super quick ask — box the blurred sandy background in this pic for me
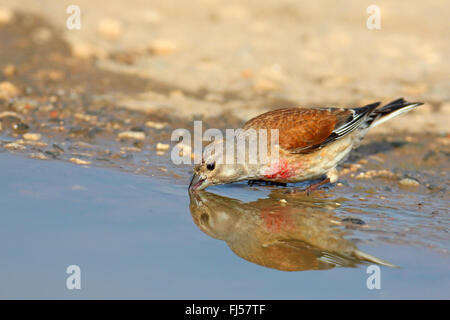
[1,0,449,133]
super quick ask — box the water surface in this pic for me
[0,153,448,299]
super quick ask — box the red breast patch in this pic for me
[264,159,295,180]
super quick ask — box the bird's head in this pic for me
[189,140,249,191]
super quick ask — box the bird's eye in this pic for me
[206,162,215,171]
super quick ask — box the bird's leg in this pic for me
[303,178,331,195]
[287,168,339,195]
[285,177,330,195]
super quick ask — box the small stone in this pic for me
[23,133,41,141]
[0,81,20,100]
[4,142,25,150]
[156,142,170,151]
[29,153,48,160]
[279,199,287,203]
[71,41,106,59]
[117,131,146,141]
[369,155,385,163]
[355,169,395,179]
[69,158,91,165]
[169,90,185,99]
[145,121,167,129]
[253,78,280,91]
[32,27,52,44]
[97,18,123,39]
[18,139,47,148]
[120,146,141,153]
[349,163,362,172]
[148,39,179,55]
[74,113,97,123]
[47,70,64,81]
[3,64,16,77]
[0,7,13,24]
[399,178,420,187]
[71,141,94,149]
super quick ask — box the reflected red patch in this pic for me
[260,207,294,233]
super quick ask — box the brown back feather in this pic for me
[243,108,352,153]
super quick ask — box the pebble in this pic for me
[399,178,420,187]
[355,170,395,179]
[253,78,280,92]
[69,158,91,165]
[156,142,170,151]
[29,153,49,160]
[70,41,105,59]
[117,131,146,141]
[0,7,13,24]
[97,18,123,39]
[145,121,167,130]
[23,133,41,141]
[368,155,385,163]
[148,39,179,55]
[74,113,97,123]
[0,81,20,100]
[120,146,141,153]
[32,27,52,44]
[4,142,25,151]
[70,141,94,150]
[18,139,47,148]
[3,64,17,77]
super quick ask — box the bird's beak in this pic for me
[189,173,207,191]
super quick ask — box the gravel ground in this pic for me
[0,0,448,131]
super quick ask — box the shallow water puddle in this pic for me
[0,153,448,298]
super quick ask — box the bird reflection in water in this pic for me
[189,190,396,271]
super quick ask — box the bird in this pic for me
[189,190,396,271]
[189,98,423,191]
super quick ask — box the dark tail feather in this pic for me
[367,98,423,128]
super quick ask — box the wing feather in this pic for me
[243,102,380,154]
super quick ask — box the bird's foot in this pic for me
[286,178,331,196]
